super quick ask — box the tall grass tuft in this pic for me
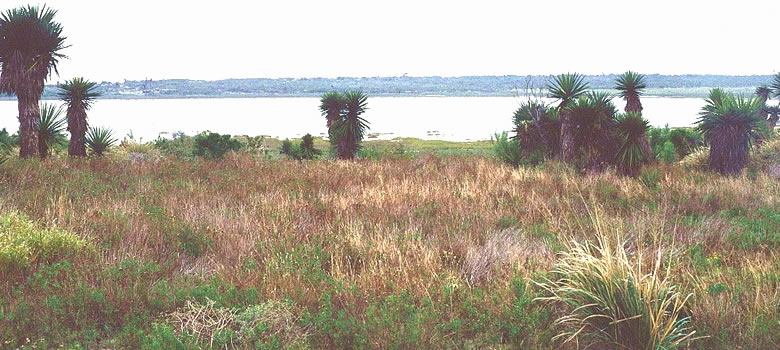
[535,233,697,349]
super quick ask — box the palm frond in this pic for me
[57,77,100,111]
[0,5,68,93]
[697,90,764,175]
[771,73,780,99]
[614,71,647,99]
[755,85,771,101]
[38,102,65,157]
[614,112,650,176]
[547,73,589,108]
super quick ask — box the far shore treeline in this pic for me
[0,74,774,100]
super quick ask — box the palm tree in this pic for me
[614,112,650,176]
[57,77,100,157]
[37,102,66,158]
[771,73,780,99]
[547,73,589,161]
[564,94,618,170]
[615,71,647,113]
[697,90,764,175]
[615,71,653,160]
[319,91,346,129]
[755,85,771,102]
[512,100,560,158]
[331,90,369,160]
[0,5,67,158]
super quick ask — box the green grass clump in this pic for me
[0,212,90,273]
[536,233,697,349]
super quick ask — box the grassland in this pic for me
[0,143,778,348]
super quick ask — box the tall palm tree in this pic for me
[57,77,100,157]
[697,90,764,175]
[547,73,589,161]
[615,71,647,113]
[0,5,67,158]
[615,71,653,160]
[331,90,369,160]
[37,102,66,158]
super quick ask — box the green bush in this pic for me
[0,212,90,273]
[661,141,677,163]
[193,131,243,159]
[154,132,195,158]
[492,132,524,167]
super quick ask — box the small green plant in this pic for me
[0,212,90,273]
[193,131,243,159]
[492,131,522,167]
[660,141,677,163]
[614,112,650,176]
[37,102,66,158]
[299,133,321,160]
[535,233,696,349]
[85,126,117,156]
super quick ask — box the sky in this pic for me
[10,0,780,82]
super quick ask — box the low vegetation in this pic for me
[0,147,777,348]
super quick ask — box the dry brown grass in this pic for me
[0,153,777,348]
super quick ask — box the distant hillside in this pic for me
[0,74,775,100]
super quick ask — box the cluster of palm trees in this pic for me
[696,74,780,175]
[513,71,778,176]
[513,71,653,175]
[0,5,109,159]
[319,90,369,160]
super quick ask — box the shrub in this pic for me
[535,233,697,349]
[0,212,90,273]
[280,138,301,160]
[85,126,118,156]
[299,133,321,160]
[154,131,194,158]
[492,131,523,167]
[193,131,243,159]
[660,141,677,163]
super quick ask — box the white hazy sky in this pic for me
[12,0,780,82]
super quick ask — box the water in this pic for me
[0,96,705,141]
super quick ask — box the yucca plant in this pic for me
[565,93,617,170]
[85,126,116,156]
[299,133,320,160]
[615,71,653,159]
[614,112,650,176]
[547,73,589,161]
[330,90,369,160]
[319,91,346,129]
[58,77,100,157]
[492,131,523,167]
[512,100,560,159]
[37,102,66,158]
[0,5,67,158]
[697,90,765,175]
[771,73,780,99]
[535,233,697,349]
[615,71,647,113]
[755,85,771,102]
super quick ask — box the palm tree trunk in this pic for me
[639,134,654,161]
[38,136,48,158]
[67,109,87,157]
[17,94,40,158]
[560,110,575,161]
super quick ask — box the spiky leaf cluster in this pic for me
[320,90,369,160]
[614,71,647,99]
[38,102,66,157]
[614,112,650,176]
[771,73,780,99]
[697,90,765,175]
[0,5,67,94]
[57,77,100,111]
[512,100,560,160]
[547,73,589,108]
[85,126,117,156]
